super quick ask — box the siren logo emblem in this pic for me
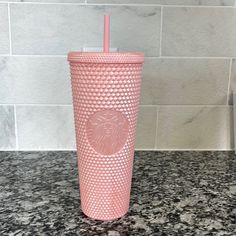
[86,110,129,155]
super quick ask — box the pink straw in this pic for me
[103,15,110,53]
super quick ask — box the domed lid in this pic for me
[67,52,144,64]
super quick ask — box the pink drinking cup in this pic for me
[68,52,144,221]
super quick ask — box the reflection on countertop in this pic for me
[0,151,235,235]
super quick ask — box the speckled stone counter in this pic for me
[0,151,236,236]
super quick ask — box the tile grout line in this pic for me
[140,105,233,107]
[0,104,72,106]
[86,4,236,8]
[0,54,67,57]
[7,3,12,55]
[154,106,159,149]
[143,148,234,151]
[0,148,233,151]
[0,2,235,7]
[156,56,233,59]
[226,58,233,105]
[13,105,19,150]
[0,149,77,151]
[0,104,233,107]
[5,2,87,5]
[0,54,234,60]
[159,6,163,57]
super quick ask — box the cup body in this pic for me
[68,52,144,220]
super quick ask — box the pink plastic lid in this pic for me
[67,52,144,64]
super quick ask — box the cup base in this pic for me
[82,209,128,221]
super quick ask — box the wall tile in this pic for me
[162,7,236,57]
[0,4,9,54]
[104,6,161,56]
[229,59,236,104]
[11,4,104,55]
[0,106,16,149]
[11,4,160,56]
[16,106,76,150]
[156,106,233,150]
[0,56,72,104]
[141,58,230,105]
[135,106,157,149]
[88,0,235,5]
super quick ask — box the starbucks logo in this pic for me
[86,110,129,155]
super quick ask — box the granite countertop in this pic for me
[0,151,235,236]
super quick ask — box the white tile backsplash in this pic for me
[156,106,233,150]
[162,7,236,57]
[0,1,234,150]
[229,59,236,105]
[16,106,76,150]
[135,106,157,149]
[10,4,161,56]
[0,4,9,54]
[104,6,161,56]
[0,106,16,149]
[0,56,72,104]
[141,58,230,105]
[11,4,104,55]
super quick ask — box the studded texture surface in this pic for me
[68,53,144,220]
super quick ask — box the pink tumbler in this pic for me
[67,16,144,221]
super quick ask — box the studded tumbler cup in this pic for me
[68,52,144,220]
